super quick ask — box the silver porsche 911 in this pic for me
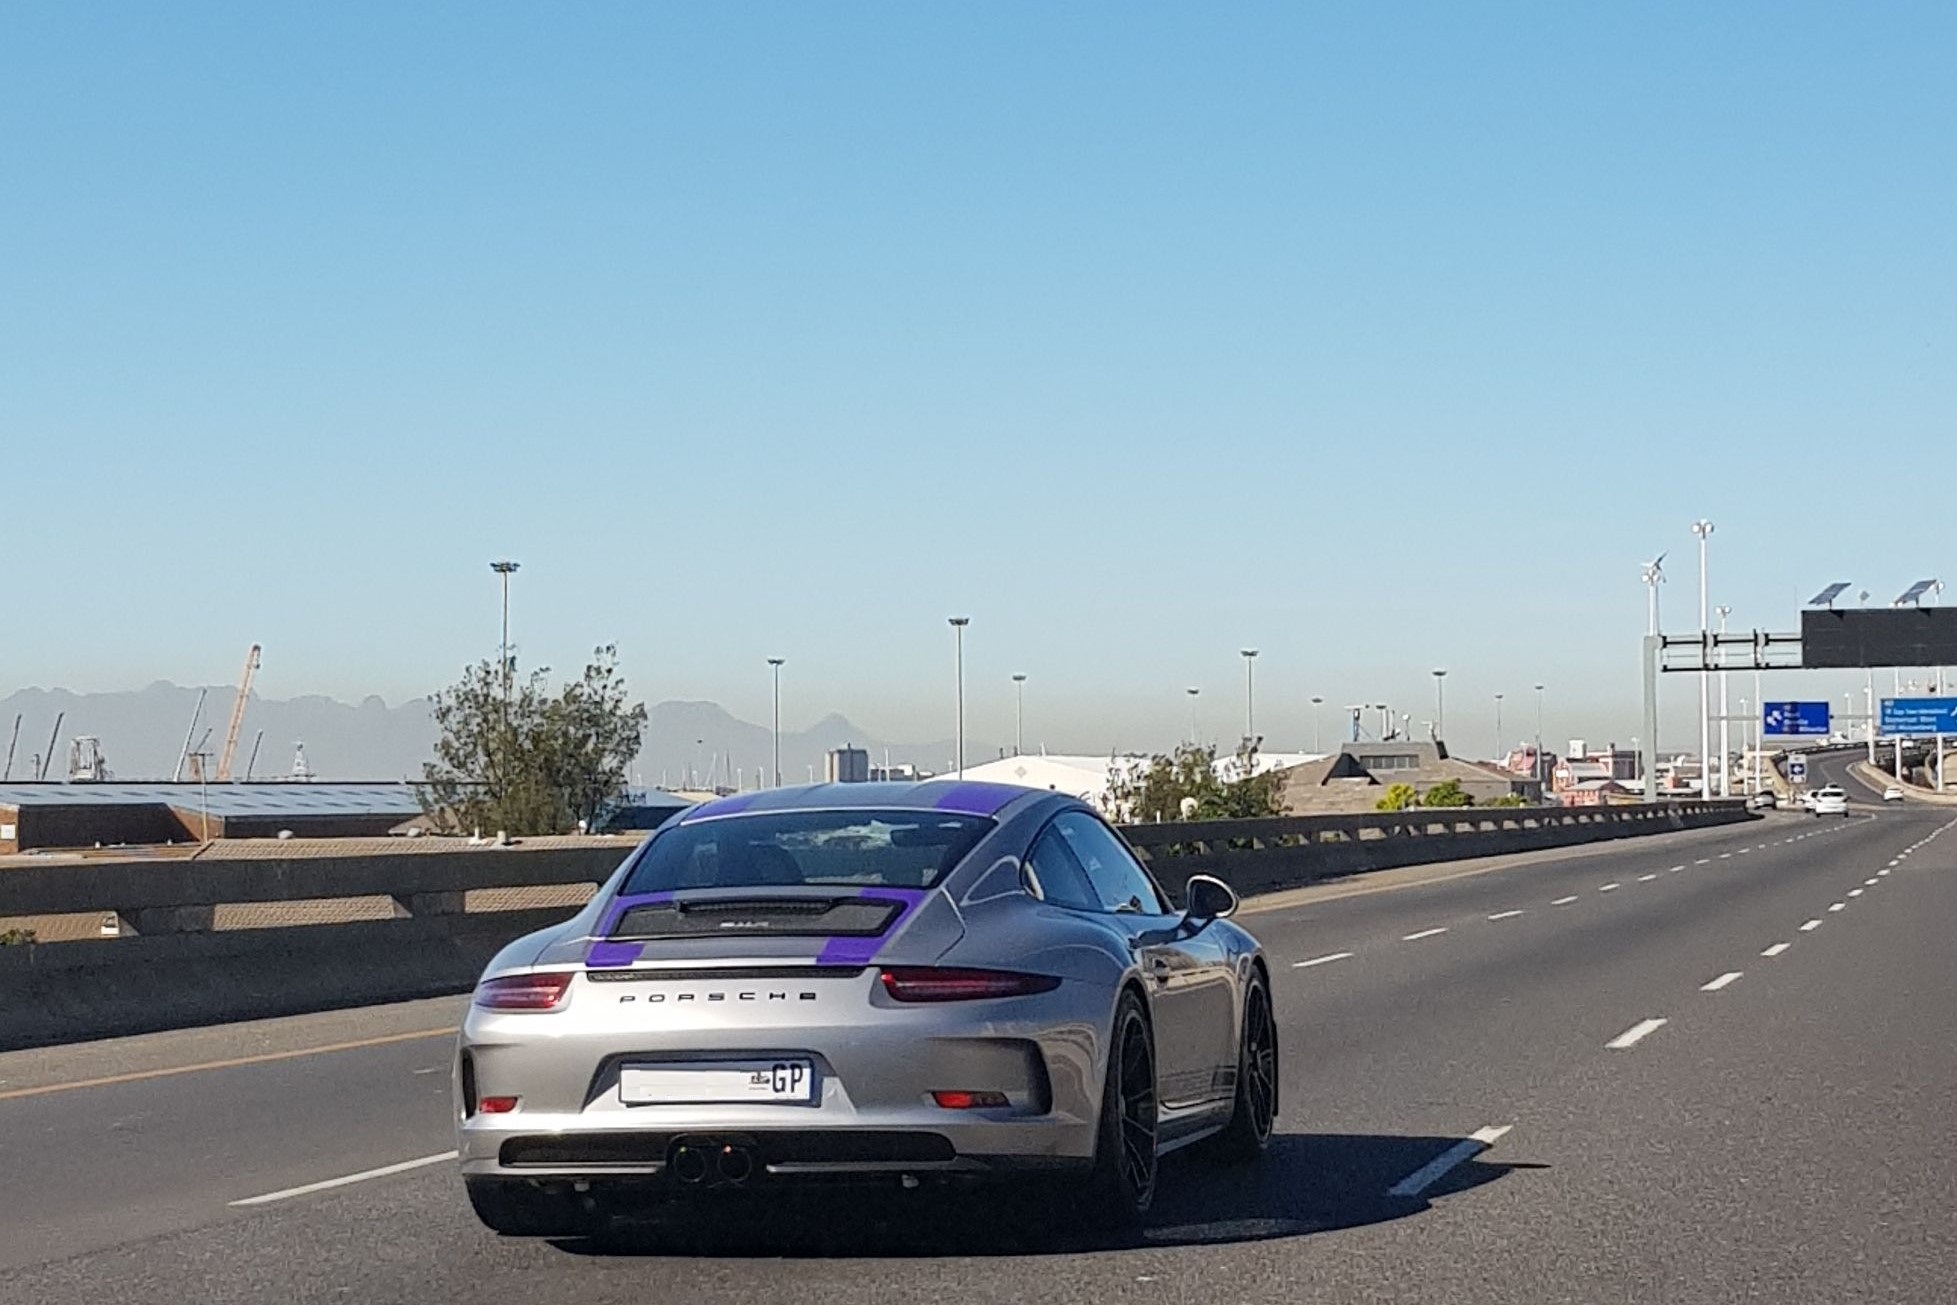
[456,780,1277,1236]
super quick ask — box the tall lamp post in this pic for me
[1240,649,1259,748]
[1534,683,1546,786]
[767,658,785,787]
[1493,692,1504,763]
[1691,519,1716,798]
[1432,669,1448,742]
[1012,673,1027,756]
[1716,605,1733,797]
[1186,687,1201,747]
[490,560,520,701]
[1310,696,1324,752]
[948,618,971,778]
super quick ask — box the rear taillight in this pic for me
[473,971,574,1011]
[878,967,1061,1003]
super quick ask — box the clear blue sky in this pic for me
[4,3,1952,758]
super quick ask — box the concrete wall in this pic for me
[0,805,1752,1050]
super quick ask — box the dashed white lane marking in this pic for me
[1762,943,1790,957]
[1670,865,1686,873]
[1638,873,1658,882]
[1486,910,1525,921]
[1386,1125,1514,1198]
[1849,888,1864,898]
[1828,903,1845,912]
[230,1151,457,1207]
[1879,869,1891,877]
[1737,849,1750,856]
[1552,895,1579,906]
[1865,878,1879,886]
[1700,971,1743,992]
[1607,1018,1668,1050]
[1696,859,1711,865]
[1800,919,1822,931]
[1719,853,1733,860]
[1294,952,1354,969]
[1599,883,1620,893]
[1402,927,1448,942]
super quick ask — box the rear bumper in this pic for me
[453,969,1110,1181]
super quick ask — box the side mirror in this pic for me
[1183,874,1238,922]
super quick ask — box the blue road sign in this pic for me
[1879,697,1957,737]
[1762,701,1831,737]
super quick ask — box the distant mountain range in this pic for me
[0,683,996,786]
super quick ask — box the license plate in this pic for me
[619,1060,817,1105]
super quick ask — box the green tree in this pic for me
[1419,778,1474,808]
[1105,741,1286,824]
[1375,783,1419,811]
[421,644,648,836]
[1484,793,1527,808]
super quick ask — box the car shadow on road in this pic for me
[550,1131,1541,1259]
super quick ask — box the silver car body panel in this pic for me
[455,781,1267,1183]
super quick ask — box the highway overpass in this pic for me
[3,753,1953,1303]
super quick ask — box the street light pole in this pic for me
[1493,692,1504,763]
[1310,696,1324,753]
[1240,649,1258,749]
[1534,683,1546,787]
[1716,604,1732,797]
[1691,519,1715,798]
[1432,669,1448,742]
[948,618,970,778]
[767,658,785,787]
[1186,687,1200,747]
[1012,674,1027,756]
[490,560,520,702]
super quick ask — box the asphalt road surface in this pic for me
[8,767,1955,1304]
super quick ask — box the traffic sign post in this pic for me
[1763,701,1831,737]
[1788,754,1808,784]
[1879,698,1957,738]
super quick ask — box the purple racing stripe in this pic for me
[586,890,675,968]
[680,792,764,823]
[815,888,929,966]
[929,781,1023,817]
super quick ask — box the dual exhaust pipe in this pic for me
[670,1141,756,1187]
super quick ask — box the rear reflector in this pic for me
[931,1090,1009,1110]
[878,968,1061,1003]
[477,1096,520,1115]
[474,972,574,1011]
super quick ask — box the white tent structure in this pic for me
[949,750,1329,813]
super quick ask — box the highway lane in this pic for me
[5,806,1953,1303]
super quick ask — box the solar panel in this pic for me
[1894,579,1939,607]
[1808,582,1850,608]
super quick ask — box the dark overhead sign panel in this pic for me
[1801,608,1957,669]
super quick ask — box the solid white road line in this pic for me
[1402,927,1448,942]
[1638,873,1658,882]
[1607,1018,1668,1050]
[1552,895,1579,906]
[1486,910,1525,921]
[230,1151,457,1207]
[1762,943,1790,957]
[1387,1125,1514,1198]
[1800,919,1822,931]
[1599,883,1620,892]
[1293,952,1354,969]
[1700,972,1743,992]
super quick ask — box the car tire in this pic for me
[1082,990,1157,1227]
[1204,969,1278,1164]
[465,1178,589,1238]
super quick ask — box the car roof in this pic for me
[673,780,1043,825]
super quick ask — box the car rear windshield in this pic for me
[619,809,995,894]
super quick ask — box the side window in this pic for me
[1055,814,1168,916]
[1024,826,1100,912]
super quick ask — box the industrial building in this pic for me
[0,782,425,854]
[1274,742,1543,814]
